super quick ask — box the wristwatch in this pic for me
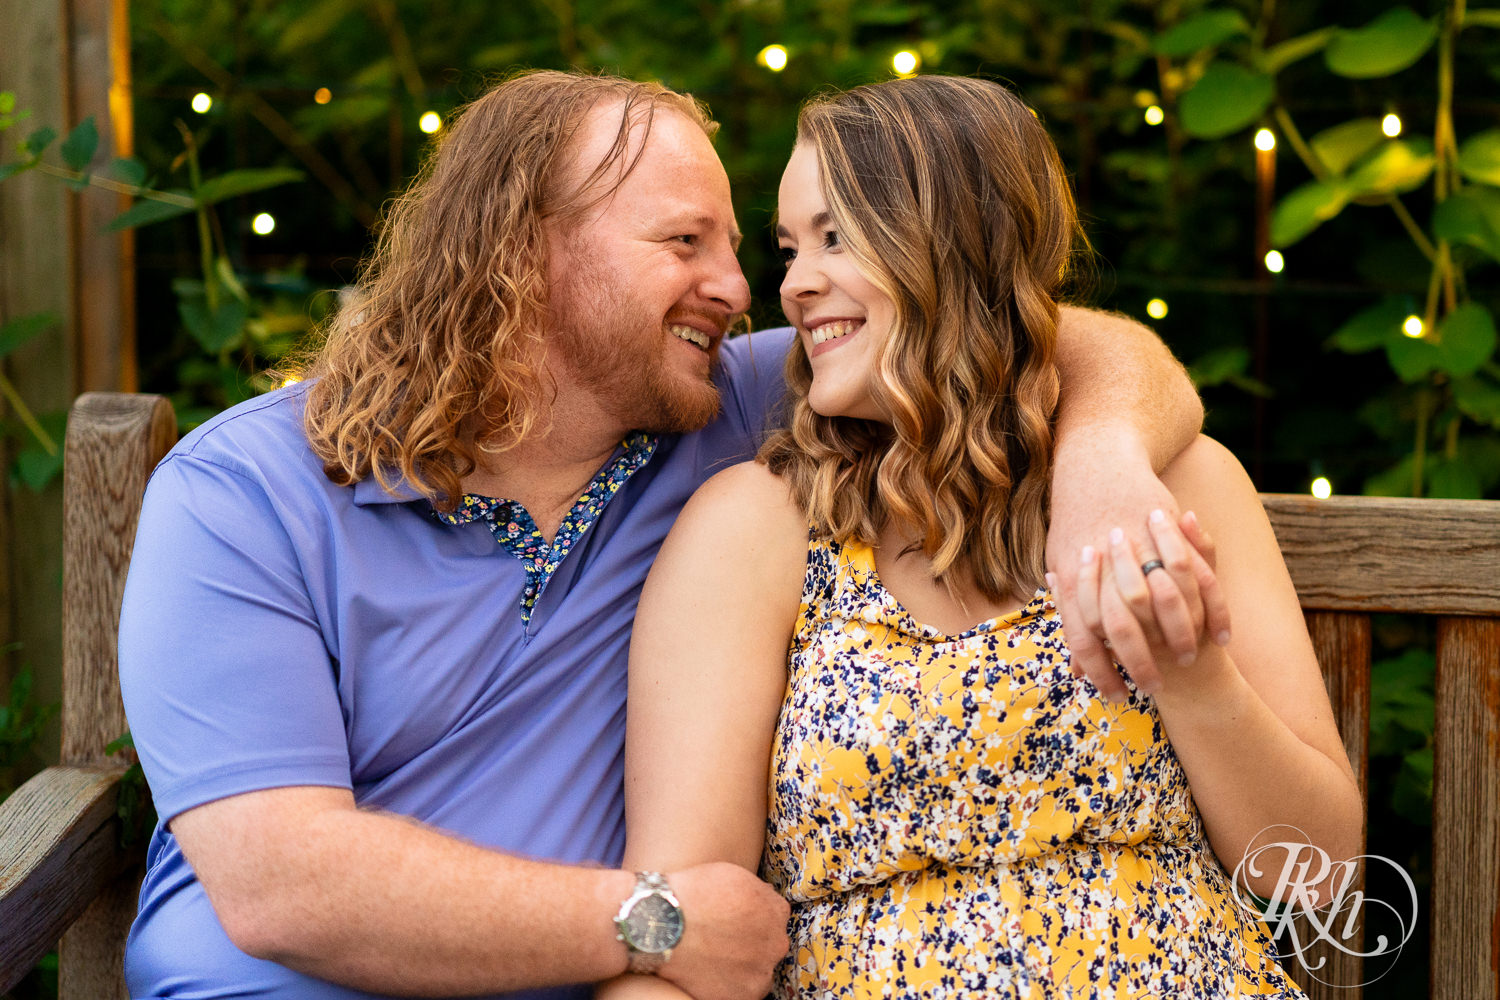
[614,871,685,974]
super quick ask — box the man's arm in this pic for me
[171,790,783,996]
[1047,305,1229,699]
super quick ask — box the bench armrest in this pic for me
[0,764,133,990]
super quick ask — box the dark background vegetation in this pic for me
[5,0,1499,995]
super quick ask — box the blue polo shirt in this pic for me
[118,328,793,1000]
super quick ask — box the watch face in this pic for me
[624,893,684,952]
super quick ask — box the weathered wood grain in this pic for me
[1431,616,1500,1000]
[1298,612,1371,1000]
[60,393,176,766]
[1263,495,1500,615]
[0,765,126,992]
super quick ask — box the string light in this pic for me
[191,93,213,114]
[314,87,333,105]
[1382,113,1402,137]
[1311,476,1333,500]
[419,111,442,134]
[1254,128,1276,152]
[1133,90,1158,108]
[281,376,302,388]
[1143,105,1165,126]
[892,50,920,76]
[1146,298,1169,320]
[757,45,789,71]
[1264,250,1285,273]
[251,212,276,235]
[1402,315,1425,338]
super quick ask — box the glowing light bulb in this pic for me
[191,93,213,114]
[1146,298,1169,320]
[1133,90,1158,108]
[251,212,276,235]
[314,87,333,105]
[1402,315,1424,338]
[419,111,442,134]
[758,45,789,71]
[1382,113,1402,137]
[1143,105,1165,126]
[1264,250,1284,273]
[892,50,920,76]
[1254,128,1276,152]
[1311,477,1332,500]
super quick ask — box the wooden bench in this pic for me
[0,392,1496,998]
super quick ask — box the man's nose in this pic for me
[701,251,752,318]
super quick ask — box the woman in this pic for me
[613,76,1361,998]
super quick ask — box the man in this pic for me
[119,71,1206,1000]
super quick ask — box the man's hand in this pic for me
[1045,430,1230,700]
[656,862,789,1000]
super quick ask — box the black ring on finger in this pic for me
[1140,559,1165,576]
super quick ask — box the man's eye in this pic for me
[777,245,797,267]
[675,235,697,246]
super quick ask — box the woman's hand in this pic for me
[1053,509,1228,698]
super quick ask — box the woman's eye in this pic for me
[777,245,797,267]
[823,229,841,250]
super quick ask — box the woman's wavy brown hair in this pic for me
[760,76,1088,601]
[296,70,715,507]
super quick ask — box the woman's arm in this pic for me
[1048,306,1228,702]
[1083,436,1362,898]
[599,461,808,1000]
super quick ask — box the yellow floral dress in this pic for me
[762,535,1306,999]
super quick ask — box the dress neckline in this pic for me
[840,536,1050,643]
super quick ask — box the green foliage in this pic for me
[0,656,60,800]
[1178,62,1273,139]
[1323,7,1438,79]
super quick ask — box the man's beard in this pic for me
[549,250,723,435]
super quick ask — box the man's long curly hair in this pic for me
[297,70,715,508]
[759,76,1088,602]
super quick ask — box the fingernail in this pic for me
[1109,527,1124,546]
[1178,652,1197,666]
[1080,546,1095,565]
[1216,630,1231,646]
[1150,509,1165,524]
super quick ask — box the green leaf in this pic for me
[104,194,196,232]
[1453,376,1500,426]
[1262,27,1336,74]
[1188,345,1250,387]
[1346,138,1435,196]
[1429,460,1482,499]
[1386,329,1445,381]
[1457,129,1500,186]
[1178,62,1274,139]
[108,156,148,186]
[1365,454,1417,497]
[1271,179,1349,246]
[13,446,63,491]
[59,116,98,171]
[22,126,56,155]
[0,313,59,358]
[1433,188,1500,263]
[1436,302,1498,377]
[193,167,305,207]
[1154,10,1249,57]
[1310,118,1387,175]
[179,297,249,353]
[1325,7,1439,78]
[0,93,15,115]
[105,731,135,755]
[0,160,36,182]
[1328,298,1411,353]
